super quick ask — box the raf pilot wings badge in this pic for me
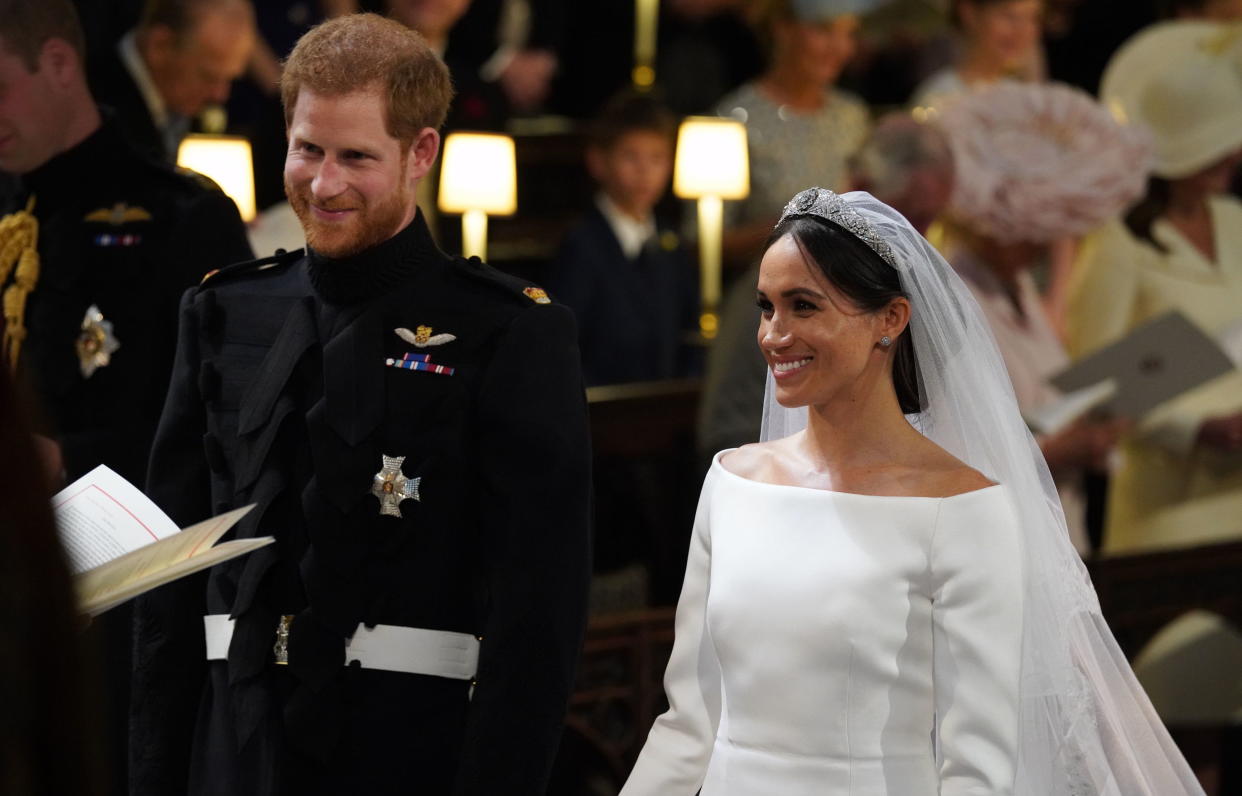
[83,202,153,225]
[395,325,456,347]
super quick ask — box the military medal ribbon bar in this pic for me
[385,351,455,376]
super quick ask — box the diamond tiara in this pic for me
[777,188,897,268]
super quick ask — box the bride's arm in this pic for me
[930,489,1025,796]
[620,473,722,795]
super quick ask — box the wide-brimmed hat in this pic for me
[936,81,1152,244]
[1101,21,1242,179]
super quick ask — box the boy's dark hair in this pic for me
[588,91,678,151]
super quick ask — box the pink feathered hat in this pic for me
[935,81,1153,244]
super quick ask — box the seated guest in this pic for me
[88,0,256,162]
[386,0,509,131]
[546,92,698,387]
[1069,21,1242,552]
[445,0,565,114]
[936,81,1150,554]
[1069,21,1242,750]
[715,0,870,268]
[850,112,954,234]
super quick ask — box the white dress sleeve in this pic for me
[930,488,1025,795]
[620,471,722,795]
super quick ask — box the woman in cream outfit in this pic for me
[1068,21,1242,554]
[622,188,1203,795]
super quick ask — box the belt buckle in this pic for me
[273,614,294,665]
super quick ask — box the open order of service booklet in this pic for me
[1025,311,1236,435]
[53,465,272,616]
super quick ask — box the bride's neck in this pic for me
[801,381,920,472]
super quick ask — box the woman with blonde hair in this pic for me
[714,0,874,267]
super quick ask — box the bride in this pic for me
[620,188,1204,794]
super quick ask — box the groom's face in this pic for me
[283,86,417,258]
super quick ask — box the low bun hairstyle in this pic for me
[766,214,924,414]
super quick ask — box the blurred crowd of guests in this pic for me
[5,0,1242,793]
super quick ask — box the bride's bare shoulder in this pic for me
[719,438,795,482]
[913,444,997,497]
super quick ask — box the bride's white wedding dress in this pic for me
[621,451,1025,795]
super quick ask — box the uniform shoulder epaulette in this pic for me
[454,255,553,306]
[198,247,304,289]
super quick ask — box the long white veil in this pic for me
[761,189,1204,795]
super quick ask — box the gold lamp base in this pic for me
[699,311,718,340]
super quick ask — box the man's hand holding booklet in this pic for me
[53,465,271,616]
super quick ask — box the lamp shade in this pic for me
[176,134,256,221]
[438,133,518,215]
[673,117,749,200]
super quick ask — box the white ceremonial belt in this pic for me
[203,614,480,680]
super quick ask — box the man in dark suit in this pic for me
[546,92,699,387]
[130,14,592,796]
[87,0,256,162]
[0,0,252,490]
[0,3,252,794]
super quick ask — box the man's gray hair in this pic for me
[850,113,954,201]
[140,0,252,42]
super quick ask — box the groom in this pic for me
[130,14,592,795]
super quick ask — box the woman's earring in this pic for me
[880,335,892,347]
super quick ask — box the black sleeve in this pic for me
[454,303,592,795]
[129,288,211,796]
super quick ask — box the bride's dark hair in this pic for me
[766,214,923,414]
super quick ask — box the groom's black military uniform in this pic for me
[130,212,592,795]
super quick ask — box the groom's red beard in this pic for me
[285,176,412,259]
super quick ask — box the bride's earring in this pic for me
[879,336,892,347]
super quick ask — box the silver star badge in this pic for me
[370,454,422,518]
[75,304,120,378]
